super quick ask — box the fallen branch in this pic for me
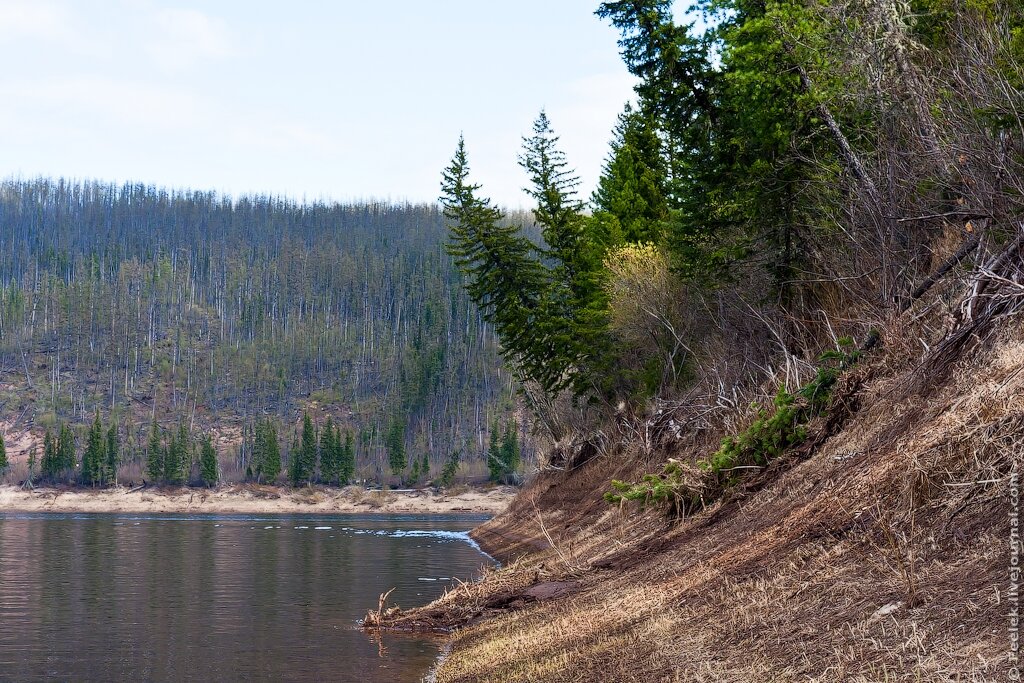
[363,588,397,630]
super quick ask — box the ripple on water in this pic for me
[0,512,493,682]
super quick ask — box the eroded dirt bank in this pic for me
[0,484,516,515]
[370,326,1018,681]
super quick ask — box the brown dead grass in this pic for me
[399,313,1021,681]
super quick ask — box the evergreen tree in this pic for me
[146,422,164,483]
[596,0,717,199]
[41,430,57,479]
[57,424,76,476]
[258,419,281,484]
[592,105,669,244]
[105,423,119,485]
[520,111,611,395]
[290,414,317,486]
[175,423,191,484]
[0,432,7,472]
[486,420,503,482]
[199,434,218,487]
[486,420,521,483]
[437,450,460,488]
[301,413,317,484]
[500,420,521,480]
[26,447,37,485]
[319,418,339,484]
[441,137,550,390]
[385,418,407,476]
[164,425,183,485]
[251,421,267,482]
[81,412,106,486]
[340,429,355,484]
[420,453,430,482]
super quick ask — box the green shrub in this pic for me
[604,459,705,517]
[607,339,860,514]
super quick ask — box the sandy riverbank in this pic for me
[0,483,516,515]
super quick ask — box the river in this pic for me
[0,512,493,682]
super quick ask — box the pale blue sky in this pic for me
[0,0,643,207]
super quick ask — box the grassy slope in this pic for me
[413,300,1018,681]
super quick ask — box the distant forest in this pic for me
[0,179,524,484]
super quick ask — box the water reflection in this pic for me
[0,513,491,682]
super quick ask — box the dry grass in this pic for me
[409,311,1021,681]
[444,483,472,497]
[340,484,366,504]
[363,488,398,509]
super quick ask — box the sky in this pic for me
[0,0,642,208]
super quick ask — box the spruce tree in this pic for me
[82,412,105,486]
[251,421,267,482]
[57,424,75,477]
[297,413,317,485]
[199,434,218,487]
[162,428,189,485]
[441,137,549,390]
[41,430,57,479]
[486,421,503,482]
[596,0,716,197]
[0,432,7,472]
[262,420,281,484]
[521,111,611,396]
[486,420,521,483]
[164,427,182,485]
[385,418,407,477]
[26,447,37,485]
[438,450,460,488]
[592,105,668,243]
[320,418,339,484]
[175,423,190,484]
[420,453,430,482]
[105,423,119,485]
[500,420,521,480]
[146,422,164,483]
[340,429,355,484]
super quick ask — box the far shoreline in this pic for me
[0,483,517,516]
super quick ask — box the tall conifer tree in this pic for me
[261,420,281,483]
[320,418,339,484]
[105,423,119,485]
[41,430,57,479]
[441,137,550,390]
[82,412,105,486]
[146,422,164,483]
[199,434,218,487]
[385,418,407,477]
[340,429,355,484]
[57,424,75,475]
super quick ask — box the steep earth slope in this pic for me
[376,251,1020,682]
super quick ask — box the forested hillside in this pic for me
[0,179,522,484]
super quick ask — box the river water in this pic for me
[0,512,493,682]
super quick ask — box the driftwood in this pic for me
[363,588,398,630]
